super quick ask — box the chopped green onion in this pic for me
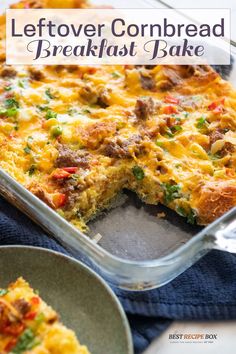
[0,289,8,296]
[18,80,25,88]
[132,166,145,181]
[27,136,33,143]
[156,141,164,147]
[208,152,221,160]
[196,116,208,129]
[45,88,55,100]
[6,107,18,117]
[68,108,78,116]
[24,145,31,154]
[1,98,20,117]
[82,108,91,114]
[37,105,49,112]
[28,165,36,176]
[4,85,12,91]
[177,206,196,224]
[183,111,189,118]
[111,71,120,78]
[35,313,45,326]
[5,98,19,109]
[162,183,181,204]
[11,328,40,353]
[51,125,63,137]
[171,125,182,133]
[164,128,174,138]
[45,109,57,120]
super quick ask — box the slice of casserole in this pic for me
[0,0,235,231]
[0,277,90,354]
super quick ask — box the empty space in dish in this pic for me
[88,190,202,261]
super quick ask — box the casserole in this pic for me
[0,0,236,290]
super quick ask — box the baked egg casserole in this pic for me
[0,0,236,232]
[0,277,90,354]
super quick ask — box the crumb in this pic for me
[157,212,166,219]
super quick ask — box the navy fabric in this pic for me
[1,197,236,354]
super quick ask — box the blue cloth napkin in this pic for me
[1,197,236,354]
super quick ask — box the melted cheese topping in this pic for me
[0,0,236,230]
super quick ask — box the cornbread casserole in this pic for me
[0,277,90,353]
[0,0,236,232]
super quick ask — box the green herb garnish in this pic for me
[183,111,189,118]
[156,141,164,147]
[24,146,31,154]
[45,88,55,100]
[18,80,25,88]
[196,116,208,129]
[164,128,174,138]
[35,313,45,327]
[51,125,63,137]
[28,165,36,176]
[68,108,78,116]
[0,289,8,296]
[82,108,91,114]
[11,328,40,353]
[45,109,57,120]
[171,125,182,133]
[4,85,12,91]
[5,98,19,109]
[1,97,20,117]
[37,105,49,112]
[132,166,145,181]
[208,152,221,160]
[162,183,181,204]
[6,107,18,117]
[177,206,196,224]
[111,71,120,78]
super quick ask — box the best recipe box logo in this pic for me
[6,8,230,65]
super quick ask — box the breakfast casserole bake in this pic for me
[0,0,236,232]
[0,277,90,353]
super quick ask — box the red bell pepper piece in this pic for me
[31,296,40,306]
[3,323,25,336]
[24,311,37,320]
[51,169,70,179]
[163,105,178,114]
[164,95,179,104]
[208,98,225,112]
[4,338,18,352]
[62,167,78,173]
[54,193,67,209]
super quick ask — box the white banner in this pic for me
[6,8,231,65]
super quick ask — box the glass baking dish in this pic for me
[1,167,236,291]
[0,0,236,291]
